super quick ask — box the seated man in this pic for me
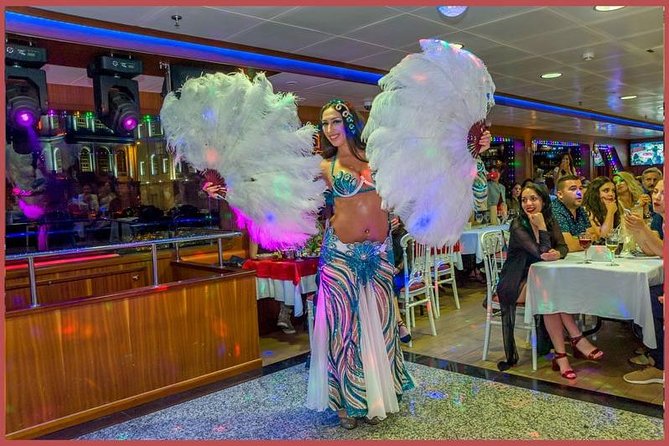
[622,179,664,385]
[551,175,596,249]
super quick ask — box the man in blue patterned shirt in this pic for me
[551,174,594,251]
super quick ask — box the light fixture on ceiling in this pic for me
[285,80,298,86]
[619,95,637,100]
[594,6,625,12]
[437,6,468,18]
[540,72,562,79]
[450,42,464,50]
[171,14,182,28]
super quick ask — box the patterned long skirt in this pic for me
[306,227,414,420]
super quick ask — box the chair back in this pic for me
[480,230,505,303]
[400,233,430,291]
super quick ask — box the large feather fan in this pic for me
[160,71,325,250]
[362,39,495,247]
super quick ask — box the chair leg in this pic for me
[531,325,537,371]
[482,311,492,361]
[426,300,437,337]
[432,278,441,318]
[451,274,460,310]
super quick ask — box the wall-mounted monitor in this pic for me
[630,141,664,166]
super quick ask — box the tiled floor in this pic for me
[260,277,665,406]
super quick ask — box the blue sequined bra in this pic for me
[329,154,376,198]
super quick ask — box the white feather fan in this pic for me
[362,39,495,247]
[160,71,325,249]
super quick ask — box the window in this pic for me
[96,147,111,173]
[116,150,128,176]
[80,147,93,172]
[53,147,63,172]
[150,154,159,176]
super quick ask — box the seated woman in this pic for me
[582,176,619,241]
[495,183,569,371]
[614,171,651,215]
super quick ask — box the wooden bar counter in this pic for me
[4,240,260,439]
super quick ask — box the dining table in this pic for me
[459,223,510,264]
[242,256,320,317]
[524,249,664,348]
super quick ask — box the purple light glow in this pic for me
[15,109,36,127]
[122,117,138,131]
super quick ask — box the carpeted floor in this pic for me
[78,361,663,440]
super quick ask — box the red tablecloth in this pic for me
[242,257,319,285]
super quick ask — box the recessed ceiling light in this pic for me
[620,95,637,100]
[540,72,562,79]
[437,6,468,18]
[285,80,298,86]
[594,6,625,12]
[450,42,464,50]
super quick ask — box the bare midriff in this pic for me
[329,192,389,243]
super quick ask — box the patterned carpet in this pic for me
[78,361,663,440]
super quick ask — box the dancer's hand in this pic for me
[203,182,227,200]
[478,130,492,153]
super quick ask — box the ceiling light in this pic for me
[437,6,468,18]
[594,6,625,12]
[450,42,464,50]
[620,95,637,100]
[540,72,562,79]
[285,80,298,86]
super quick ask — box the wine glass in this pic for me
[605,233,619,266]
[578,232,593,264]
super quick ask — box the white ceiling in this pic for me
[32,6,665,139]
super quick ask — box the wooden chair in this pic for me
[430,243,460,315]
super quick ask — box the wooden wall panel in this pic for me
[5,273,260,438]
[47,84,164,114]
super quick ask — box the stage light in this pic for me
[87,55,142,135]
[5,44,48,131]
[107,87,139,133]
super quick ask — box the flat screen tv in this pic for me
[630,141,664,166]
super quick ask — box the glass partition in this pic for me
[5,112,234,255]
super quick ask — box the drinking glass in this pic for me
[578,232,593,264]
[605,234,619,266]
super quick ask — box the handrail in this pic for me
[5,231,243,308]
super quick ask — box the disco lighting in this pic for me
[5,43,48,131]
[87,55,142,135]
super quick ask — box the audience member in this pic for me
[622,179,664,385]
[496,183,567,370]
[551,175,594,251]
[582,176,619,241]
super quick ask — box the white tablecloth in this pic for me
[255,274,317,317]
[524,250,664,348]
[459,224,509,263]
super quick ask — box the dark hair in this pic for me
[319,99,367,162]
[519,183,554,231]
[556,174,580,191]
[582,176,619,228]
[521,178,534,188]
[559,152,574,168]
